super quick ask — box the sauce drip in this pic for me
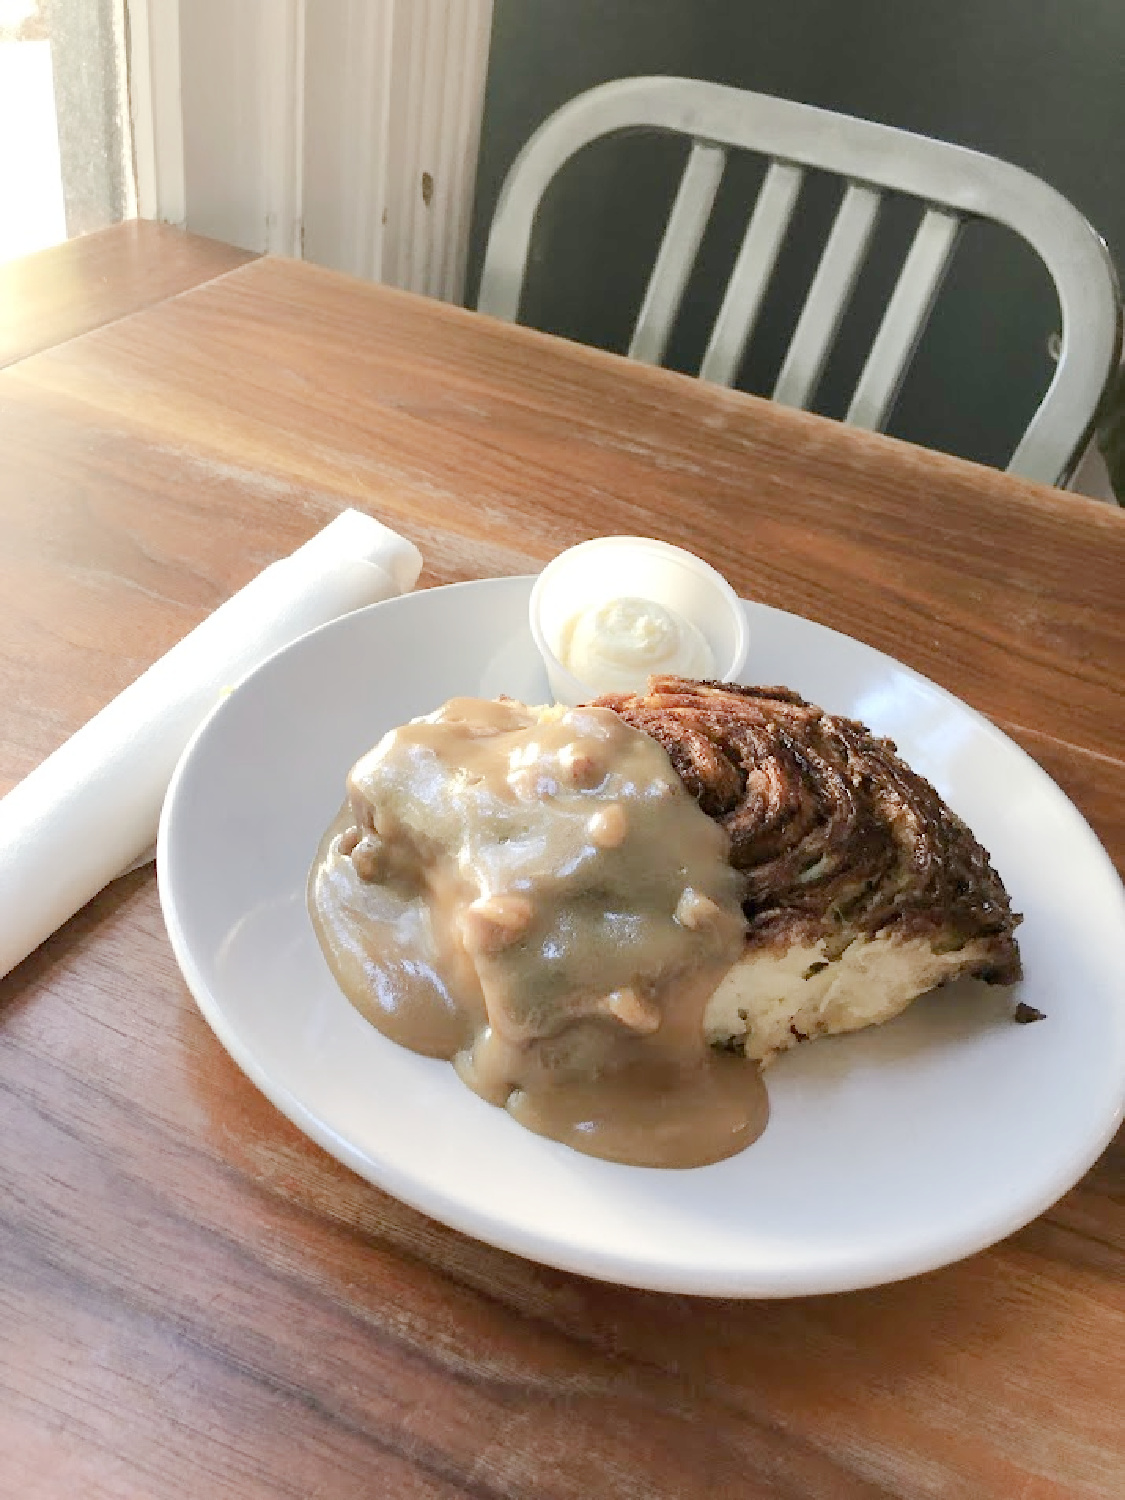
[308,697,768,1167]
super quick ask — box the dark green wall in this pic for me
[467,0,1125,470]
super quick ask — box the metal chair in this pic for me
[477,77,1121,486]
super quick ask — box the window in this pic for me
[0,0,133,265]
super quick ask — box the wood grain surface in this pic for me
[0,220,255,369]
[0,254,1122,1499]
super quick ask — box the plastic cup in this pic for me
[529,536,749,706]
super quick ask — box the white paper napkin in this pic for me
[0,509,423,979]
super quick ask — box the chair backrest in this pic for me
[477,77,1122,486]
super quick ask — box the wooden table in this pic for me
[0,221,255,369]
[1,235,1122,1499]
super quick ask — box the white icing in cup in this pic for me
[529,537,749,706]
[559,596,715,693]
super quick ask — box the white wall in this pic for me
[143,0,492,302]
[302,0,492,302]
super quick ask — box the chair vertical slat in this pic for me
[845,207,962,430]
[772,183,882,409]
[628,142,727,366]
[698,161,804,387]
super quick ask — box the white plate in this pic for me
[157,578,1125,1297]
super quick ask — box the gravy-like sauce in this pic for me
[308,698,768,1167]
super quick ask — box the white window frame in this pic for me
[127,0,185,227]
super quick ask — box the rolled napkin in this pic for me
[0,509,423,979]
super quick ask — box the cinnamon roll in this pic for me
[597,677,1023,1063]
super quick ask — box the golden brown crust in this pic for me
[596,677,1022,985]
